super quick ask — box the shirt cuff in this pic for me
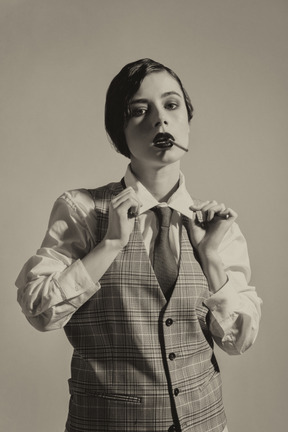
[204,278,240,321]
[54,259,100,300]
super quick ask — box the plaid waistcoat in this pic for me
[64,182,226,432]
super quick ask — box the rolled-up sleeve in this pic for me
[16,190,101,331]
[204,223,262,355]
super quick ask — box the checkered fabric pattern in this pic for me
[64,182,226,432]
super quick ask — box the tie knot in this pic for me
[154,206,173,228]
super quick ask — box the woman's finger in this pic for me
[112,188,142,210]
[113,196,142,218]
[189,201,210,212]
[111,187,135,204]
[190,201,220,223]
[217,207,238,220]
[207,203,225,221]
[112,186,134,201]
[190,201,237,223]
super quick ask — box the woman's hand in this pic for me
[103,187,142,249]
[186,201,238,293]
[82,188,142,282]
[188,200,238,256]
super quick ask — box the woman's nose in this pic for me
[153,108,168,127]
[154,118,168,127]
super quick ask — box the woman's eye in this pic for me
[131,107,147,117]
[166,102,178,110]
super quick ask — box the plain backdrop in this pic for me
[1,1,287,431]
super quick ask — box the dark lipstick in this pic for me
[153,132,188,152]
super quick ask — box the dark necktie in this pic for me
[153,206,178,299]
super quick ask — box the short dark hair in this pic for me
[105,58,194,158]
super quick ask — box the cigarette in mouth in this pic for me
[170,140,189,152]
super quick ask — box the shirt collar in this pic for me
[124,164,194,219]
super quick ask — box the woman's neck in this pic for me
[130,160,181,202]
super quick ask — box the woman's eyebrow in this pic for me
[130,91,182,105]
[130,98,149,105]
[161,91,182,98]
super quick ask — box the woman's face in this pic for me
[124,71,190,169]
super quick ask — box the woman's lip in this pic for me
[153,140,173,149]
[153,139,189,152]
[153,132,174,143]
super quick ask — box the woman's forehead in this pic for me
[132,71,183,100]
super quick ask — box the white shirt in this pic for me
[16,166,262,356]
[124,165,194,263]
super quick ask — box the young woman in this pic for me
[16,58,262,432]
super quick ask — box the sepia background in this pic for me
[1,0,287,431]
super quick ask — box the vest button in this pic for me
[165,318,173,326]
[174,388,180,396]
[168,425,176,432]
[168,352,176,361]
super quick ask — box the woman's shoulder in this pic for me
[57,181,123,213]
[87,181,124,202]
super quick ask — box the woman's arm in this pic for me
[16,190,100,331]
[16,188,140,332]
[188,202,262,355]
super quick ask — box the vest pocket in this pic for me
[68,391,141,431]
[70,389,141,404]
[68,380,141,404]
[91,392,141,404]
